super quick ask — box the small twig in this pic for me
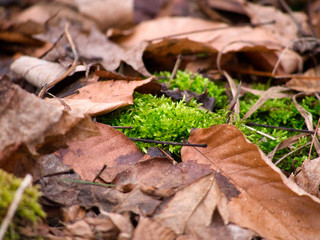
[0,174,33,239]
[93,164,107,182]
[129,137,207,147]
[169,54,182,82]
[246,126,276,140]
[38,22,78,98]
[246,122,315,134]
[159,148,177,164]
[60,179,115,187]
[308,117,320,160]
[46,92,71,111]
[112,126,134,129]
[33,169,75,184]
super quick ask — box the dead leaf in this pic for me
[292,157,320,198]
[0,76,99,176]
[66,0,134,31]
[47,77,154,116]
[10,56,68,87]
[133,217,177,240]
[111,158,213,189]
[153,173,229,236]
[115,16,301,73]
[286,65,320,93]
[181,124,320,239]
[57,122,146,182]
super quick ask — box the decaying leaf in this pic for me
[10,56,68,88]
[46,77,154,116]
[286,65,320,93]
[57,122,146,182]
[0,76,99,176]
[292,157,320,198]
[181,124,320,240]
[153,173,229,236]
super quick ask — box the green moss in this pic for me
[157,70,228,109]
[0,169,45,240]
[100,93,230,158]
[100,71,320,173]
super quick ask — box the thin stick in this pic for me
[129,138,207,147]
[38,22,78,98]
[0,174,33,239]
[93,164,107,182]
[308,117,320,160]
[246,122,315,134]
[112,126,134,129]
[169,54,182,82]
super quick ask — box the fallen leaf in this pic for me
[153,173,228,236]
[133,217,177,240]
[47,77,154,116]
[10,55,68,87]
[114,16,300,73]
[292,157,320,198]
[57,122,146,182]
[286,65,320,93]
[181,124,320,239]
[111,158,213,189]
[0,76,99,176]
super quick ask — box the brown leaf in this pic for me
[47,77,154,116]
[58,122,146,182]
[286,66,320,93]
[153,173,228,235]
[133,217,177,240]
[111,158,213,189]
[115,16,300,73]
[10,56,68,88]
[0,76,99,176]
[181,124,320,240]
[292,157,320,198]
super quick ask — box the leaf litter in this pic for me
[1,0,320,239]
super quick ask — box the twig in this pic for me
[33,169,75,184]
[308,117,320,160]
[246,125,277,140]
[112,126,134,129]
[93,164,107,182]
[246,122,315,134]
[0,174,33,239]
[169,54,182,82]
[149,21,275,42]
[38,22,78,98]
[129,138,207,147]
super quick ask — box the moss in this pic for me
[99,71,320,172]
[0,169,45,240]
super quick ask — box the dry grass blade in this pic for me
[292,94,320,155]
[242,86,291,120]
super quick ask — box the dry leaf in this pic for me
[115,16,300,73]
[133,217,177,240]
[111,158,213,189]
[286,66,320,93]
[10,56,68,88]
[293,157,320,198]
[181,124,320,240]
[153,173,229,236]
[47,77,154,116]
[0,76,99,176]
[57,122,146,182]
